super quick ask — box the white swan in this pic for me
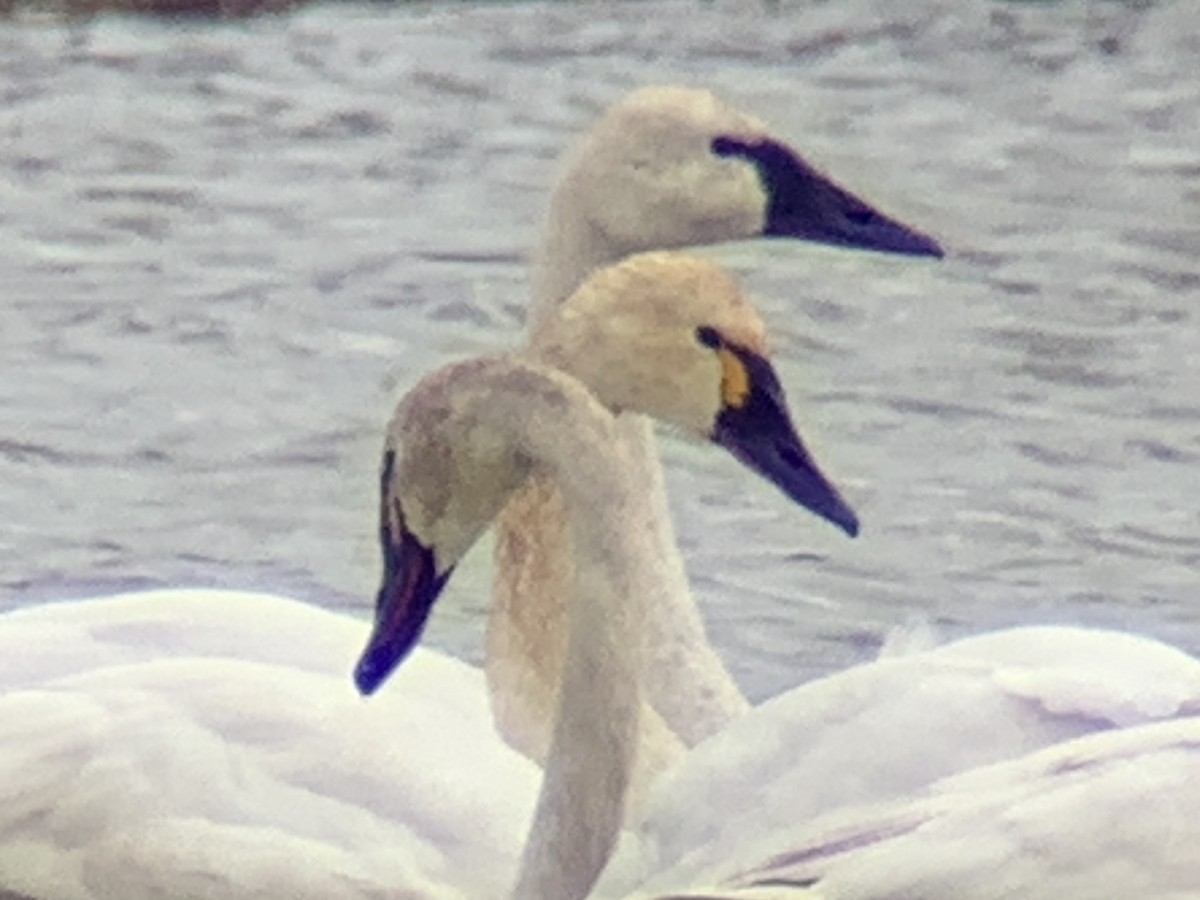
[609,716,1200,899]
[0,589,537,898]
[360,267,1200,899]
[408,251,866,803]
[490,90,1200,884]
[593,625,1200,897]
[0,252,855,898]
[490,84,943,767]
[355,281,860,899]
[0,82,945,897]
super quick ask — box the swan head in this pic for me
[354,359,582,698]
[534,252,858,536]
[355,257,858,696]
[538,86,942,295]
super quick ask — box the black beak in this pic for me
[354,526,453,695]
[713,136,944,259]
[711,346,859,538]
[716,416,859,538]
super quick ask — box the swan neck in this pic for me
[510,434,647,900]
[529,182,622,333]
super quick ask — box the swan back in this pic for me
[1,591,537,900]
[702,718,1200,900]
[595,625,1200,898]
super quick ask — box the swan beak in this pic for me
[718,417,860,538]
[711,346,859,538]
[354,526,453,696]
[713,137,943,258]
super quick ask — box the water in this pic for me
[1,0,1197,700]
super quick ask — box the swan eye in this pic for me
[710,136,748,158]
[695,325,722,348]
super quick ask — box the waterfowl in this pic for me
[356,263,858,897]
[491,84,942,768]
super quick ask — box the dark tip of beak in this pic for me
[721,424,861,540]
[791,457,859,538]
[775,438,859,538]
[356,636,397,696]
[353,529,451,696]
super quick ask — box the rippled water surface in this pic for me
[2,0,1198,698]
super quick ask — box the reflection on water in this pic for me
[1,0,1197,698]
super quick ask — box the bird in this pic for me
[607,716,1200,900]
[489,94,1200,895]
[360,255,1200,900]
[354,260,861,898]
[0,252,856,898]
[0,588,537,899]
[488,84,943,770]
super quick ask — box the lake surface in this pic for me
[1,0,1197,699]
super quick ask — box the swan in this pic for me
[0,589,538,898]
[0,251,854,897]
[358,268,1200,899]
[599,716,1200,900]
[358,269,1200,900]
[592,624,1200,897]
[491,89,1200,874]
[554,266,1200,891]
[354,286,861,899]
[0,80,945,896]
[490,84,943,767]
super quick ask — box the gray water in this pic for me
[1,0,1197,700]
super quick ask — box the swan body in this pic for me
[491,84,942,768]
[596,625,1200,897]
[802,717,1200,900]
[0,590,536,899]
[612,716,1200,900]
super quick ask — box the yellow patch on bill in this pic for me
[718,348,751,409]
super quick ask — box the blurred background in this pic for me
[1,0,1197,699]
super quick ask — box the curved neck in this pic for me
[608,416,750,742]
[503,392,651,900]
[528,170,624,333]
[487,186,749,811]
[519,228,753,754]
